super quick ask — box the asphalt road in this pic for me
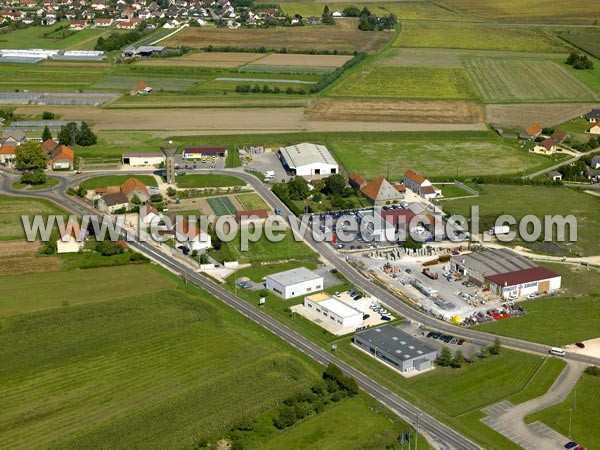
[0,169,481,450]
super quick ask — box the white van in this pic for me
[549,347,566,357]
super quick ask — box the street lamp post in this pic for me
[569,408,572,438]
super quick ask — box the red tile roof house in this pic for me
[50,145,74,170]
[348,172,366,190]
[41,138,58,155]
[531,138,557,155]
[360,176,404,205]
[550,130,569,143]
[403,170,439,199]
[525,123,543,138]
[69,19,88,30]
[120,176,150,202]
[0,145,16,164]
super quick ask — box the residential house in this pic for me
[70,19,88,30]
[588,123,600,135]
[584,167,600,180]
[403,170,439,199]
[546,171,562,181]
[525,123,543,138]
[121,5,135,18]
[585,109,600,123]
[360,176,404,205]
[174,218,212,251]
[50,145,74,170]
[550,130,569,143]
[95,17,114,26]
[41,138,58,154]
[2,130,26,146]
[532,138,557,155]
[56,220,85,254]
[130,80,152,95]
[91,0,106,10]
[139,205,160,226]
[331,9,342,17]
[591,156,600,169]
[0,145,16,164]
[117,20,137,29]
[97,192,129,213]
[120,176,150,202]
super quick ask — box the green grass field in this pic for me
[78,175,157,190]
[212,229,317,264]
[557,29,600,58]
[327,133,557,179]
[0,264,176,316]
[465,58,598,102]
[175,174,246,188]
[329,66,478,99]
[435,0,593,24]
[236,192,270,211]
[475,296,600,346]
[0,287,319,449]
[11,178,59,191]
[0,24,112,50]
[440,184,600,256]
[0,63,106,90]
[93,75,198,91]
[393,22,569,52]
[0,196,66,240]
[508,357,566,404]
[207,195,237,215]
[526,372,599,450]
[437,183,474,198]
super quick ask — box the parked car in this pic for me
[381,315,392,321]
[405,268,412,274]
[363,314,370,320]
[575,342,585,349]
[564,443,577,450]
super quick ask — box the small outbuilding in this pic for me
[266,267,323,299]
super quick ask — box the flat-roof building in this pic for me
[122,152,165,167]
[451,248,561,299]
[266,267,323,299]
[304,293,363,329]
[354,325,437,372]
[278,143,338,177]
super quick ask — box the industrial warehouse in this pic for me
[354,325,438,373]
[278,143,339,177]
[265,267,323,299]
[450,248,561,299]
[303,293,363,329]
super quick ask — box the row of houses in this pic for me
[349,170,439,205]
[0,137,74,169]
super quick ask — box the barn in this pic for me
[278,143,338,177]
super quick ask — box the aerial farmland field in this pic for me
[162,24,392,53]
[465,58,599,102]
[135,51,267,68]
[329,67,478,100]
[393,22,570,52]
[93,75,197,91]
[436,0,593,24]
[0,23,112,50]
[557,29,600,59]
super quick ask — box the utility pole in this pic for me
[569,408,572,438]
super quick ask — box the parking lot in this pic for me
[174,154,226,170]
[244,152,289,182]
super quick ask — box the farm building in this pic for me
[304,293,363,329]
[266,267,323,299]
[97,192,129,213]
[0,145,16,164]
[354,325,437,372]
[450,248,561,299]
[547,171,562,181]
[360,176,405,205]
[56,220,84,253]
[183,146,228,160]
[235,209,268,225]
[585,109,600,123]
[278,143,338,177]
[50,145,74,170]
[403,170,439,199]
[122,152,165,167]
[525,123,543,138]
[550,130,569,143]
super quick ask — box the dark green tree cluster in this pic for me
[321,5,335,24]
[95,31,141,51]
[21,169,47,185]
[58,121,97,146]
[566,52,594,70]
[570,135,599,152]
[436,347,464,368]
[584,366,600,376]
[235,84,305,95]
[15,142,48,170]
[357,7,396,31]
[96,240,125,256]
[42,125,52,141]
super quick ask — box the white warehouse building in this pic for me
[122,152,165,167]
[266,267,323,299]
[278,142,339,177]
[304,293,363,329]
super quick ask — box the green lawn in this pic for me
[526,372,600,450]
[437,183,474,198]
[0,264,176,316]
[508,357,566,404]
[440,184,600,256]
[11,178,60,191]
[394,22,569,52]
[329,66,478,100]
[211,229,318,264]
[557,29,600,58]
[0,287,319,449]
[475,296,600,346]
[328,133,557,180]
[175,174,246,188]
[0,24,111,50]
[92,75,198,91]
[78,175,157,190]
[0,195,66,240]
[258,396,427,450]
[236,192,270,211]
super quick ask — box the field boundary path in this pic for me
[481,361,585,449]
[150,24,189,46]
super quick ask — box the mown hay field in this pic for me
[557,29,600,59]
[465,58,599,102]
[93,75,197,91]
[247,53,352,68]
[0,289,318,449]
[393,22,570,52]
[0,196,66,241]
[329,67,478,100]
[163,24,392,53]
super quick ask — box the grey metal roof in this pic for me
[279,142,337,169]
[451,248,536,277]
[355,325,436,360]
[586,109,600,119]
[266,267,322,286]
[135,45,165,53]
